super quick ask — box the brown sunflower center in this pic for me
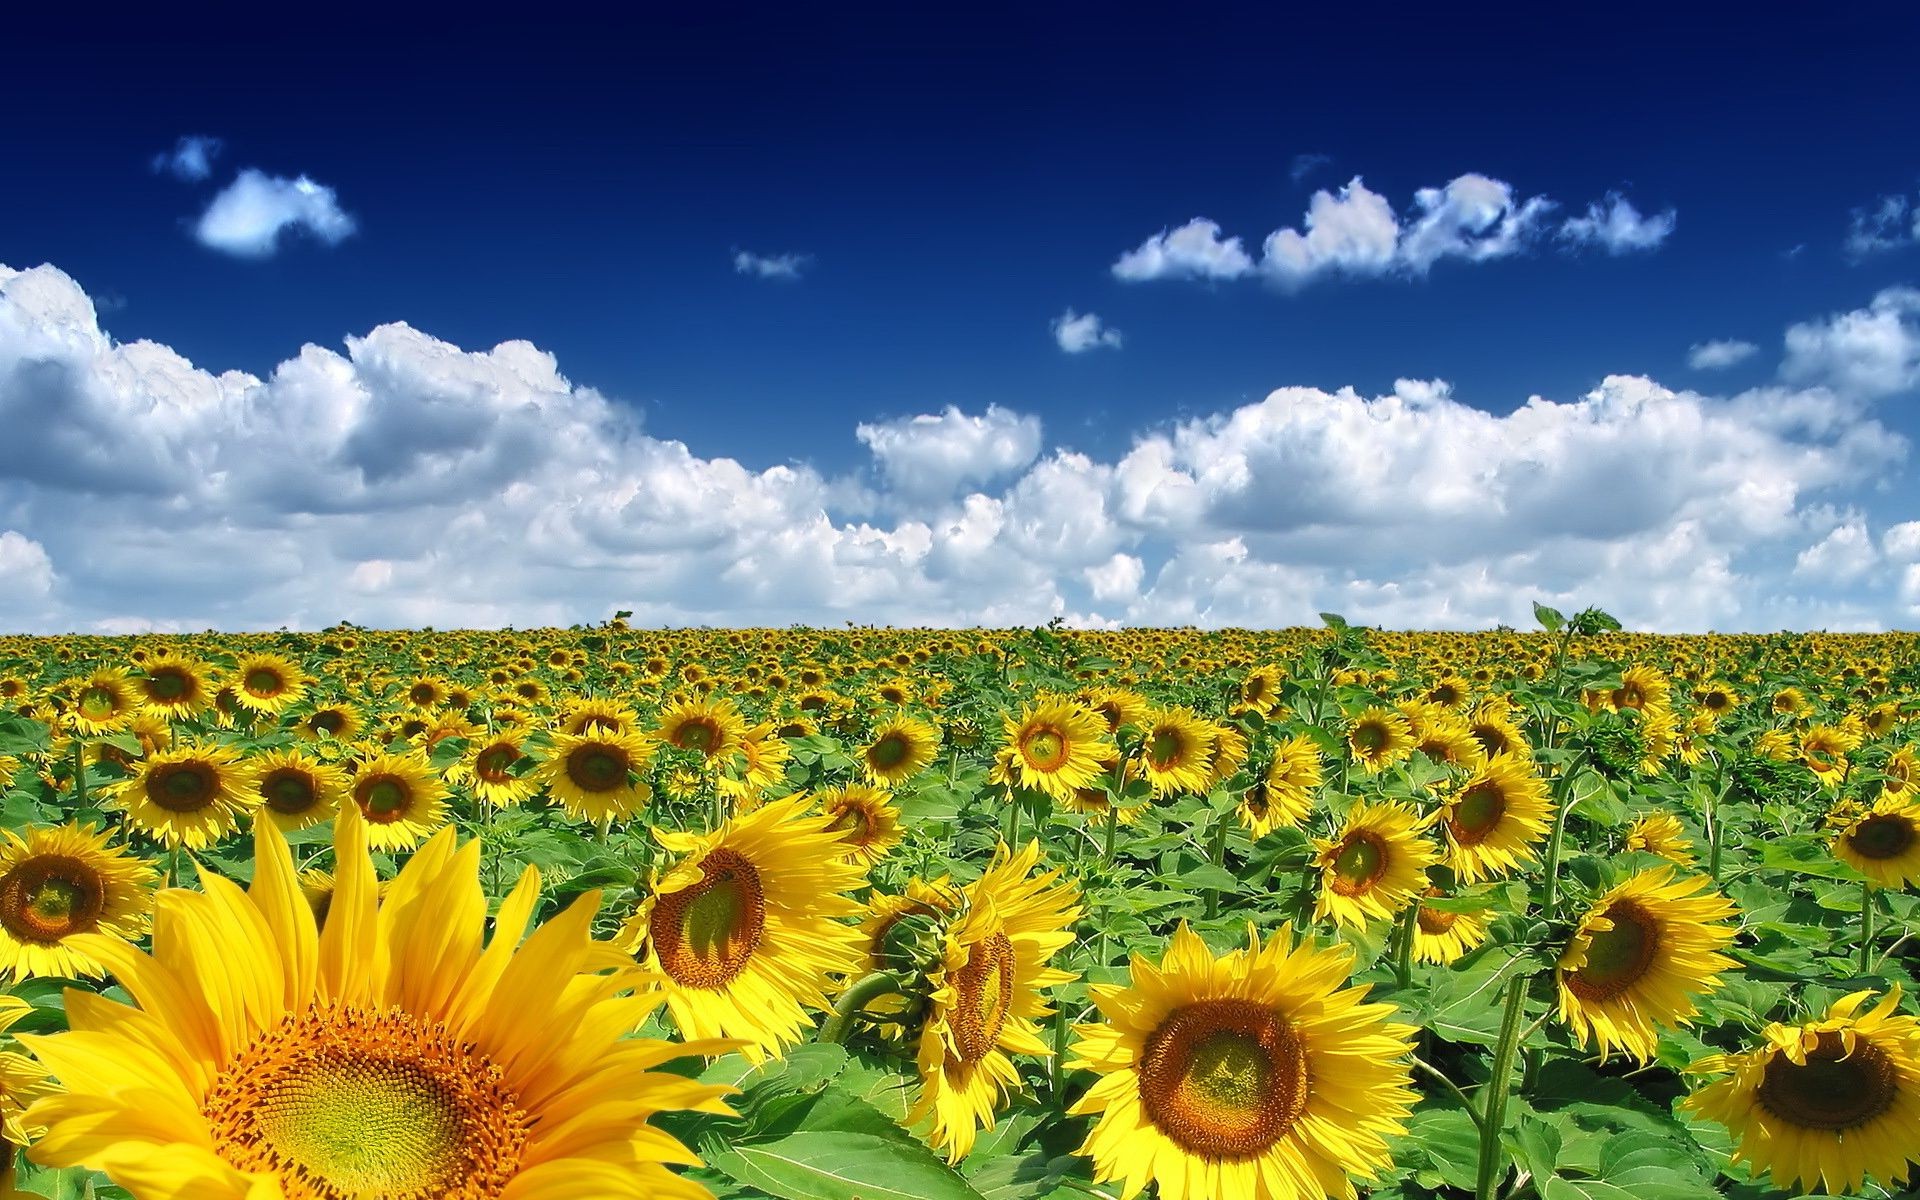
[1564,899,1659,1000]
[145,761,219,813]
[1757,1031,1898,1132]
[672,718,721,753]
[1848,814,1915,861]
[1417,902,1461,935]
[409,684,439,706]
[564,745,628,793]
[78,685,124,721]
[147,669,192,702]
[1147,729,1188,768]
[1351,723,1388,754]
[1329,832,1388,896]
[245,669,287,698]
[262,769,321,816]
[650,848,766,990]
[475,745,519,784]
[1021,726,1069,771]
[1138,999,1308,1158]
[0,857,105,943]
[310,710,347,735]
[868,733,912,770]
[1448,782,1507,847]
[949,930,1015,1064]
[203,1004,530,1200]
[358,776,413,821]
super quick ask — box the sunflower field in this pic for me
[0,609,1917,1200]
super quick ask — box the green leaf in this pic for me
[1533,602,1566,632]
[706,1132,989,1200]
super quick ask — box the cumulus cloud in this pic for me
[1844,193,1918,259]
[1557,193,1677,254]
[1688,339,1759,370]
[1781,287,1920,401]
[1052,309,1122,353]
[732,250,811,279]
[151,135,222,182]
[1115,174,1668,289]
[0,261,1915,633]
[194,169,356,258]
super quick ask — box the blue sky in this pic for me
[2,5,1920,632]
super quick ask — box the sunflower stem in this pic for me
[1474,973,1530,1200]
[1204,807,1229,920]
[70,736,88,810]
[819,971,907,1045]
[1860,879,1875,976]
[1411,1055,1483,1133]
[1537,749,1586,918]
[1392,901,1418,990]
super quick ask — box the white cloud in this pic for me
[193,169,355,258]
[151,135,222,182]
[855,405,1043,505]
[1781,287,1920,400]
[733,250,811,279]
[1117,174,1667,290]
[1688,339,1759,370]
[1844,193,1918,259]
[1112,219,1254,282]
[1052,309,1122,353]
[1557,192,1676,254]
[1,261,1916,633]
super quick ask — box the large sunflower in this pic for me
[817,784,905,866]
[1135,707,1218,797]
[451,733,539,809]
[1068,923,1417,1200]
[655,696,748,763]
[19,812,732,1199]
[1001,696,1111,803]
[67,668,139,736]
[909,841,1080,1161]
[1438,754,1551,883]
[249,747,348,833]
[230,651,308,716]
[1313,801,1438,929]
[1345,706,1414,774]
[1685,986,1920,1195]
[113,742,257,849]
[618,794,867,1061]
[862,716,940,788]
[1556,866,1738,1062]
[1237,734,1320,840]
[133,651,214,719]
[0,824,156,981]
[348,750,450,851]
[535,729,653,824]
[1832,795,1920,888]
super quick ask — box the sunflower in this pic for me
[1346,706,1415,774]
[1684,986,1920,1195]
[67,667,139,735]
[18,812,733,1200]
[1412,889,1491,965]
[1832,795,1920,888]
[0,824,155,981]
[113,742,257,849]
[1237,735,1320,840]
[1624,811,1696,866]
[1695,681,1741,717]
[1068,923,1416,1200]
[2,996,53,1195]
[348,750,450,851]
[1424,674,1471,709]
[717,724,792,804]
[618,794,867,1061]
[1800,723,1862,787]
[451,733,539,809]
[1202,722,1250,790]
[1883,745,1917,798]
[231,651,308,716]
[559,696,640,737]
[906,844,1081,1162]
[1410,706,1488,773]
[1468,701,1532,761]
[818,784,904,866]
[862,716,940,787]
[1135,707,1218,797]
[1556,866,1739,1062]
[133,651,214,718]
[249,748,348,833]
[655,695,748,763]
[1438,755,1551,883]
[297,701,362,742]
[1236,667,1282,717]
[1610,665,1672,713]
[1312,801,1438,929]
[535,729,653,824]
[1078,686,1151,736]
[1001,696,1111,803]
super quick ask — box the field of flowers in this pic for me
[0,609,1916,1200]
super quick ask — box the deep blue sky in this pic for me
[6,3,1920,471]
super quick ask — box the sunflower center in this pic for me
[148,670,190,701]
[359,777,411,820]
[1329,833,1387,896]
[311,710,347,735]
[204,1004,530,1200]
[245,669,286,698]
[868,734,911,770]
[1757,1031,1898,1131]
[650,848,766,990]
[1848,814,1915,861]
[1022,727,1069,771]
[78,686,122,721]
[1564,900,1659,1000]
[1351,723,1387,753]
[0,857,104,943]
[1417,903,1461,934]
[1448,782,1506,847]
[146,762,217,813]
[263,770,320,815]
[673,719,720,753]
[409,684,438,705]
[475,746,518,783]
[1138,999,1308,1158]
[827,802,874,842]
[1148,730,1185,767]
[949,930,1015,1064]
[565,746,628,793]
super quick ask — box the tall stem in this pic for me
[1204,808,1230,920]
[1391,901,1419,990]
[1474,974,1530,1200]
[1538,751,1586,917]
[1860,880,1876,976]
[71,737,88,809]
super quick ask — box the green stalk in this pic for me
[1474,974,1530,1200]
[71,736,88,809]
[1537,750,1587,917]
[1391,901,1419,990]
[1860,880,1875,976]
[1204,807,1230,920]
[819,971,907,1044]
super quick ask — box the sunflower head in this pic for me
[1001,696,1111,803]
[0,824,156,980]
[1833,795,1920,888]
[348,750,450,851]
[817,784,905,866]
[1312,801,1439,929]
[113,742,258,849]
[1346,706,1414,773]
[862,716,940,787]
